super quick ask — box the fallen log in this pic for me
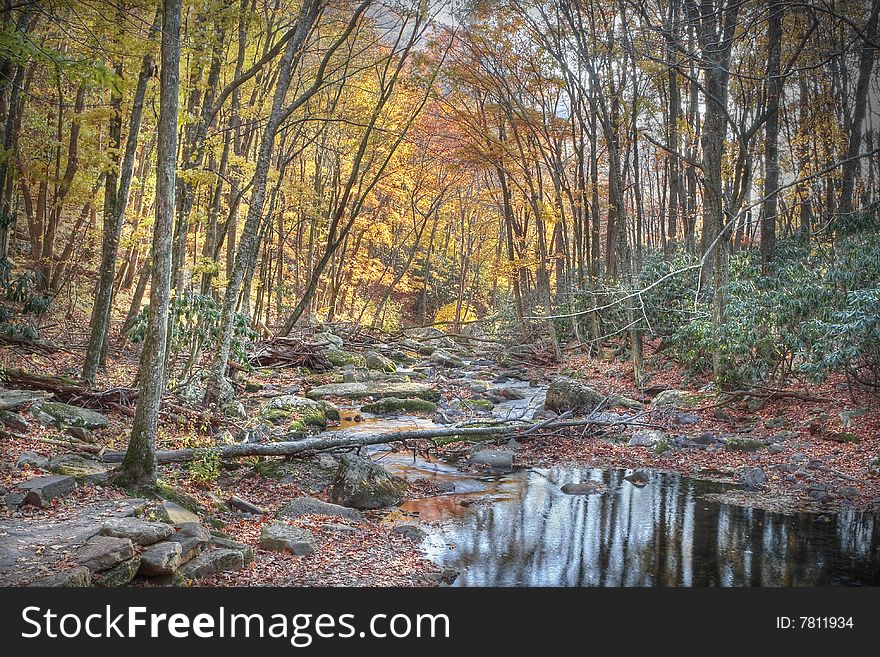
[98,414,660,464]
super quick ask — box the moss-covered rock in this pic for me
[155,480,208,516]
[463,398,494,411]
[544,376,643,414]
[651,389,710,409]
[361,397,437,414]
[365,350,396,373]
[322,348,366,368]
[261,395,329,428]
[725,437,766,452]
[35,401,109,429]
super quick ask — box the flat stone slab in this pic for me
[29,566,92,587]
[306,382,440,402]
[0,498,145,586]
[275,496,363,521]
[0,389,51,412]
[100,517,174,545]
[469,449,514,471]
[178,548,244,580]
[35,401,109,429]
[259,523,316,556]
[76,535,135,571]
[17,475,76,507]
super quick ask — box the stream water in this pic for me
[323,376,880,587]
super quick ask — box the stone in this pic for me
[365,350,397,373]
[545,376,643,415]
[839,407,870,428]
[311,331,344,348]
[34,401,109,429]
[16,451,48,470]
[46,453,111,483]
[322,347,366,368]
[725,437,765,452]
[93,557,140,587]
[764,416,788,429]
[628,430,666,448]
[674,412,701,425]
[275,496,363,521]
[138,541,183,576]
[100,517,174,546]
[155,501,200,524]
[767,430,797,443]
[740,467,766,490]
[210,536,255,564]
[179,548,245,580]
[306,382,441,402]
[624,470,650,488]
[837,486,859,498]
[18,474,76,507]
[227,495,265,515]
[222,400,247,419]
[29,566,91,587]
[262,395,329,428]
[691,432,716,445]
[168,522,211,562]
[0,410,29,431]
[468,449,514,471]
[392,524,426,542]
[0,389,50,412]
[769,444,784,454]
[561,481,606,495]
[431,349,464,368]
[259,523,317,556]
[651,389,708,409]
[3,491,26,510]
[76,535,135,572]
[360,397,437,415]
[328,454,408,510]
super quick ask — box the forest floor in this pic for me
[1,325,879,586]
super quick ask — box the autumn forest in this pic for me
[0,0,878,589]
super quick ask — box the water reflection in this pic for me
[415,468,880,587]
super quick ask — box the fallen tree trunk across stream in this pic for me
[99,414,658,464]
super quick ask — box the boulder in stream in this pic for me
[544,377,643,415]
[365,350,397,373]
[328,454,408,510]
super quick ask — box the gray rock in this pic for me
[468,449,514,471]
[561,481,606,495]
[740,467,766,490]
[29,566,91,587]
[839,407,870,428]
[138,541,183,576]
[311,331,344,348]
[328,454,408,510]
[16,451,48,470]
[0,410,30,431]
[624,470,650,487]
[275,496,363,521]
[651,389,707,409]
[392,524,426,542]
[34,401,109,429]
[93,557,141,587]
[0,389,51,412]
[259,522,317,555]
[76,535,135,572]
[46,454,111,483]
[227,495,265,515]
[767,430,797,443]
[306,382,441,402]
[769,444,784,454]
[168,522,211,562]
[179,548,245,580]
[100,517,174,546]
[156,501,200,524]
[18,474,76,507]
[764,416,788,429]
[210,536,254,564]
[545,376,643,415]
[628,430,666,448]
[674,412,701,425]
[837,486,860,498]
[261,394,329,428]
[365,350,397,373]
[3,491,26,510]
[431,349,464,368]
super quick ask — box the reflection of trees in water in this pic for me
[441,468,880,587]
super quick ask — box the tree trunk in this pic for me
[115,0,182,490]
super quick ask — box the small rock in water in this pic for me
[624,470,649,488]
[468,449,514,471]
[740,467,766,490]
[560,481,606,495]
